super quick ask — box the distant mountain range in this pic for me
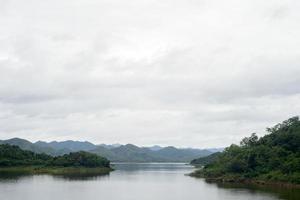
[0,138,222,162]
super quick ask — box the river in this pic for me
[0,163,299,200]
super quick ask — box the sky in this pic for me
[0,0,299,148]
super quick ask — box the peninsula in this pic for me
[0,144,112,176]
[190,117,300,187]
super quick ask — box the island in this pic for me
[190,116,300,187]
[0,144,113,176]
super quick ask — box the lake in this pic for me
[0,163,299,200]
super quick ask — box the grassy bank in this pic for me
[0,166,113,176]
[190,169,300,188]
[189,117,300,188]
[0,144,113,177]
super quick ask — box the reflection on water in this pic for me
[0,171,110,182]
[0,163,299,200]
[52,173,110,181]
[0,173,31,183]
[111,162,193,171]
[209,181,300,200]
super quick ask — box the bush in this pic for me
[196,116,300,184]
[0,144,110,168]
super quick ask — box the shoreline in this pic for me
[0,166,113,176]
[189,172,300,189]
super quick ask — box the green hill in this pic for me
[191,116,300,185]
[190,152,222,166]
[0,138,215,162]
[0,144,112,175]
[0,138,57,155]
[91,144,213,162]
[0,144,52,166]
[35,140,96,152]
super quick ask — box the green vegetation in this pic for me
[190,152,222,166]
[0,166,112,176]
[0,144,112,175]
[49,151,110,168]
[191,116,300,185]
[0,144,52,166]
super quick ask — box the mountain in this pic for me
[152,147,212,162]
[98,143,121,149]
[91,144,158,162]
[205,148,225,153]
[91,144,213,162]
[147,145,163,151]
[35,140,96,152]
[90,146,123,161]
[111,144,160,162]
[0,138,219,162]
[0,138,57,155]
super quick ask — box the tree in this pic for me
[192,116,300,184]
[240,133,258,147]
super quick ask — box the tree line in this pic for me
[191,116,300,184]
[0,144,110,168]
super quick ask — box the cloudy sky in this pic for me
[0,0,299,148]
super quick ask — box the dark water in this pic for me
[0,163,299,200]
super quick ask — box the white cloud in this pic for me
[0,0,299,148]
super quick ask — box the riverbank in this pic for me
[189,170,300,189]
[0,166,113,176]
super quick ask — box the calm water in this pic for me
[0,163,299,200]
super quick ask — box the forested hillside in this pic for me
[191,116,300,184]
[0,144,110,168]
[190,152,222,166]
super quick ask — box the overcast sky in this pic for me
[0,0,299,148]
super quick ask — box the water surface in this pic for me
[0,163,299,200]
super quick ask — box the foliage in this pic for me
[190,152,222,166]
[0,166,112,176]
[49,151,110,167]
[0,144,110,168]
[0,144,51,166]
[192,116,300,184]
